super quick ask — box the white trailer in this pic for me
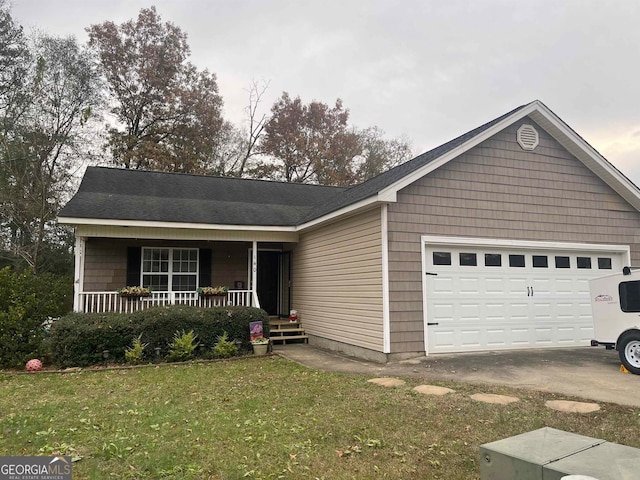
[589,267,640,374]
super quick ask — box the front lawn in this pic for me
[1,357,638,479]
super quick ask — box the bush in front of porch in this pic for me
[45,305,269,367]
[0,267,72,368]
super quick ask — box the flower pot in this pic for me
[252,343,269,356]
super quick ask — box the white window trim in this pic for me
[141,247,200,292]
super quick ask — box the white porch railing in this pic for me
[78,290,257,314]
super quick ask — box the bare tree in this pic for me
[0,25,101,272]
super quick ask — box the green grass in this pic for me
[1,357,639,479]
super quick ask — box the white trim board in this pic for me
[381,205,391,353]
[58,216,297,232]
[420,235,632,255]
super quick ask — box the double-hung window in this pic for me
[142,248,198,291]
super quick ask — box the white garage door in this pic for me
[423,240,628,354]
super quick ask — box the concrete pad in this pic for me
[545,400,601,413]
[470,393,519,405]
[273,344,640,407]
[399,359,422,365]
[368,377,406,387]
[413,385,455,396]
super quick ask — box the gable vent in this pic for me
[517,124,539,150]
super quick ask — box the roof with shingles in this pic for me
[59,167,346,226]
[60,103,530,227]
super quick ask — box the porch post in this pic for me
[73,235,86,312]
[251,240,258,305]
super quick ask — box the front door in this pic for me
[257,251,279,315]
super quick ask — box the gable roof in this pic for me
[59,100,640,231]
[299,103,530,223]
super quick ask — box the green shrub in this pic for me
[133,306,269,353]
[211,331,238,359]
[45,312,137,367]
[46,306,268,367]
[167,330,199,362]
[0,267,72,368]
[124,334,148,364]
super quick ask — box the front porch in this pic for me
[73,233,296,316]
[79,289,257,314]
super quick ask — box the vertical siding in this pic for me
[292,208,384,352]
[387,117,640,354]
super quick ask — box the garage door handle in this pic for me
[427,323,439,326]
[425,272,438,276]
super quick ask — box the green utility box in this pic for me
[480,427,640,479]
[480,428,604,480]
[544,441,640,480]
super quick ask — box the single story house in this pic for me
[59,100,640,362]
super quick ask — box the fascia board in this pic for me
[528,104,640,209]
[57,216,297,232]
[295,196,382,231]
[377,103,538,200]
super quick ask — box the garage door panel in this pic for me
[425,243,626,353]
[460,330,482,346]
[432,277,454,294]
[432,303,453,318]
[459,277,481,294]
[507,278,528,293]
[485,278,505,293]
[486,329,507,346]
[578,302,593,315]
[531,278,552,293]
[459,303,481,318]
[532,302,553,317]
[511,328,531,344]
[554,278,576,294]
[510,302,529,317]
[555,301,575,310]
[432,330,455,349]
[557,326,578,342]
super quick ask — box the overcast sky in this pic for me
[11,0,640,185]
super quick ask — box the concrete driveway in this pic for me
[274,344,640,407]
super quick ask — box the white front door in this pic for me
[423,238,629,354]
